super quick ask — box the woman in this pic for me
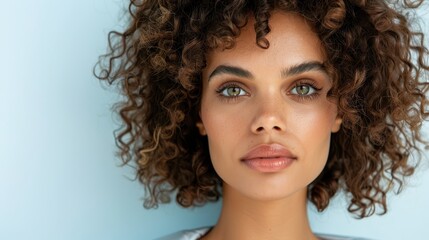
[95,0,429,239]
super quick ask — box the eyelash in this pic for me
[215,80,322,102]
[215,82,249,102]
[290,80,322,102]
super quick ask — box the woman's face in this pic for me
[198,12,342,201]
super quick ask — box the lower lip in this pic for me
[242,157,294,172]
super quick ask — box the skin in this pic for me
[197,11,342,240]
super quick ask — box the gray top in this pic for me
[155,227,372,240]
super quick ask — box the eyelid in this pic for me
[289,78,320,89]
[215,81,250,103]
[216,81,249,94]
[291,78,321,88]
[286,79,323,102]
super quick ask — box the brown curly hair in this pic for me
[94,0,429,218]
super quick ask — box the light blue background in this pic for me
[0,1,428,240]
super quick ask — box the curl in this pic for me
[95,0,429,217]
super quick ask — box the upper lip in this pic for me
[240,143,298,161]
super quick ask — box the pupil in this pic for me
[298,86,309,95]
[228,87,240,96]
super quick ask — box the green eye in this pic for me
[227,87,241,96]
[220,86,247,97]
[291,84,316,96]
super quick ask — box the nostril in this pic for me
[255,126,282,132]
[256,127,264,132]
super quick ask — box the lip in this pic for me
[240,144,297,173]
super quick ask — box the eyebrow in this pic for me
[281,61,327,78]
[208,65,253,81]
[207,61,327,81]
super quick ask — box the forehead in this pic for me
[203,11,326,78]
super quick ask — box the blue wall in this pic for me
[0,1,427,239]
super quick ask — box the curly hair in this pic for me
[94,0,429,218]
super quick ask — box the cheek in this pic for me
[200,112,236,179]
[290,102,337,159]
[200,101,231,158]
[199,96,253,177]
[200,105,245,154]
[291,100,337,136]
[200,94,248,141]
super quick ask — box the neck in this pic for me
[202,185,317,240]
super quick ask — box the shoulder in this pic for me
[154,227,211,240]
[316,233,374,240]
[155,227,372,240]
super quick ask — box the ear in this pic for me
[331,117,342,133]
[196,121,207,135]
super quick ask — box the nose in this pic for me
[250,97,286,134]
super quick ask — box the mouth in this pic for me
[240,144,297,173]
